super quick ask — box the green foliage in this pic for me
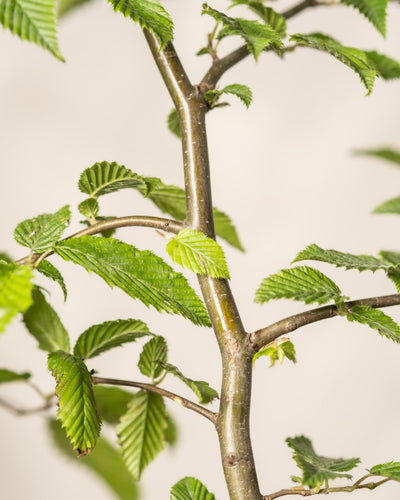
[0,369,30,383]
[49,418,139,500]
[230,1,287,38]
[78,198,100,220]
[138,336,168,380]
[290,33,378,94]
[74,318,150,359]
[366,51,400,79]
[347,305,400,343]
[286,435,360,489]
[0,0,63,60]
[166,229,230,279]
[253,339,296,367]
[117,390,167,480]
[255,266,342,305]
[340,0,389,36]
[373,195,400,214]
[356,147,400,166]
[204,84,253,109]
[170,476,217,500]
[36,260,67,300]
[0,262,33,333]
[107,0,173,49]
[368,461,400,481]
[14,205,71,254]
[93,386,134,424]
[57,0,94,17]
[55,235,211,326]
[48,351,101,455]
[167,108,181,138]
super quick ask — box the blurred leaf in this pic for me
[356,147,400,166]
[93,386,134,424]
[0,369,31,383]
[57,0,95,17]
[167,108,181,138]
[366,51,400,79]
[230,1,286,37]
[339,0,389,36]
[373,195,400,214]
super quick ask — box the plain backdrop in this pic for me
[1,1,400,499]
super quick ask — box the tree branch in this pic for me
[92,376,217,423]
[250,293,400,351]
[0,396,54,415]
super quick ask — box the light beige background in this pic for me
[1,1,400,499]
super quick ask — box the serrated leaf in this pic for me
[167,229,230,279]
[0,369,31,383]
[167,108,181,138]
[356,147,400,166]
[108,0,173,48]
[48,351,101,455]
[161,362,218,404]
[57,0,94,17]
[366,51,400,79]
[74,318,150,359]
[0,262,33,333]
[253,339,296,366]
[373,195,400,215]
[205,84,252,109]
[93,386,134,424]
[78,198,100,219]
[48,419,139,500]
[369,461,400,481]
[55,236,210,326]
[286,435,360,489]
[138,336,168,380]
[117,390,167,480]
[0,0,64,60]
[347,305,400,343]
[23,288,70,352]
[170,476,217,500]
[230,1,286,37]
[255,266,342,305]
[340,0,389,36]
[14,205,71,253]
[36,260,67,300]
[290,33,377,94]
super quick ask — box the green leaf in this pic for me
[205,84,253,109]
[167,108,181,138]
[0,0,64,60]
[366,51,400,79]
[48,351,101,455]
[368,461,400,481]
[230,1,286,37]
[253,339,296,366]
[290,33,377,94]
[213,208,244,251]
[347,305,400,343]
[108,0,173,48]
[355,147,400,166]
[170,476,217,500]
[138,336,168,380]
[48,419,139,500]
[117,390,167,480]
[55,236,210,326]
[0,262,33,333]
[339,0,389,36]
[255,266,342,305]
[14,205,71,253]
[36,260,67,300]
[57,0,94,17]
[0,369,30,383]
[286,435,360,489]
[167,229,230,279]
[161,362,219,404]
[78,198,100,220]
[23,288,70,352]
[93,386,134,425]
[373,195,400,215]
[165,413,178,446]
[74,318,150,359]
[202,3,282,60]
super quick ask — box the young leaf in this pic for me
[366,51,400,79]
[0,369,31,383]
[286,435,360,489]
[36,260,67,300]
[55,236,211,327]
[368,461,400,481]
[117,390,168,480]
[14,205,71,253]
[0,262,33,333]
[138,336,168,380]
[0,0,64,60]
[74,318,150,359]
[48,419,139,500]
[23,288,70,352]
[78,198,100,220]
[108,0,174,48]
[255,266,342,305]
[161,362,219,404]
[204,84,253,109]
[48,351,101,455]
[170,476,217,500]
[290,33,377,94]
[373,195,400,215]
[253,339,296,367]
[166,229,230,279]
[356,147,400,166]
[339,0,389,37]
[347,305,400,343]
[167,108,181,138]
[230,1,287,37]
[57,0,94,17]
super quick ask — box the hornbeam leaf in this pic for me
[48,419,139,500]
[0,369,30,383]
[0,262,33,333]
[290,33,377,94]
[0,0,64,60]
[74,318,150,359]
[366,51,400,79]
[339,0,389,36]
[93,386,134,425]
[48,351,101,455]
[213,208,244,252]
[255,266,342,305]
[356,147,400,166]
[347,305,400,343]
[373,196,400,215]
[161,361,219,404]
[286,435,360,489]
[205,84,253,109]
[57,0,94,17]
[253,339,296,367]
[23,288,70,352]
[78,198,100,220]
[14,205,71,253]
[167,108,181,138]
[108,0,173,48]
[368,461,400,481]
[36,260,67,300]
[55,236,211,327]
[117,390,168,480]
[166,229,230,279]
[230,1,287,37]
[170,476,217,500]
[138,336,168,380]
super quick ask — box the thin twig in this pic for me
[281,0,321,20]
[92,376,217,424]
[0,396,54,416]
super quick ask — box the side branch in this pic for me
[92,376,217,424]
[250,294,400,351]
